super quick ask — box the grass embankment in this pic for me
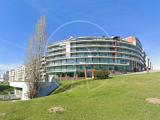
[1,72,160,119]
[0,84,14,100]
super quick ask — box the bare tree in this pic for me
[24,15,48,99]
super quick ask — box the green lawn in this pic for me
[1,72,160,120]
[0,83,14,92]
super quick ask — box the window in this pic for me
[109,65,114,70]
[115,65,126,71]
[71,43,76,47]
[55,61,61,65]
[61,66,66,71]
[86,47,92,51]
[109,58,114,63]
[86,42,92,45]
[62,60,66,64]
[55,67,61,71]
[93,47,99,51]
[77,58,85,64]
[86,58,92,63]
[49,52,54,55]
[94,65,99,70]
[77,53,85,57]
[86,72,92,77]
[127,66,131,71]
[78,48,85,51]
[67,72,76,77]
[49,62,54,66]
[100,53,106,56]
[100,58,108,63]
[115,59,125,64]
[71,54,76,57]
[126,60,130,65]
[101,65,108,70]
[86,65,92,70]
[77,43,84,46]
[78,65,85,70]
[67,59,76,64]
[71,48,76,52]
[93,53,99,56]
[62,72,65,77]
[49,67,54,72]
[93,58,99,63]
[100,48,107,51]
[67,66,76,71]
[86,53,91,57]
[78,72,85,77]
[55,72,60,78]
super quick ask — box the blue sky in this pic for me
[0,0,160,74]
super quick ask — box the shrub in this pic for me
[94,68,110,80]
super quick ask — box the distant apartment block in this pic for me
[0,71,9,82]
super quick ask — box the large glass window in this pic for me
[115,65,126,71]
[67,59,76,64]
[126,60,130,65]
[100,42,106,45]
[49,67,54,72]
[78,72,85,77]
[62,72,65,77]
[86,72,92,77]
[55,72,60,78]
[86,47,92,51]
[71,43,76,47]
[55,61,61,65]
[127,66,131,71]
[61,66,66,71]
[49,52,54,55]
[78,65,85,70]
[93,58,99,63]
[77,58,85,64]
[93,47,99,51]
[62,60,66,64]
[100,58,108,63]
[101,65,108,70]
[77,43,84,46]
[78,48,85,51]
[86,53,92,57]
[109,58,114,63]
[71,48,76,52]
[86,58,92,63]
[49,61,54,66]
[93,53,99,56]
[86,42,92,45]
[94,65,99,70]
[67,66,76,71]
[115,59,126,64]
[86,65,92,70]
[55,67,61,71]
[100,48,107,51]
[77,53,85,57]
[67,72,76,77]
[71,54,76,57]
[109,65,114,70]
[100,53,107,56]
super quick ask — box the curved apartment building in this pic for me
[46,36,144,81]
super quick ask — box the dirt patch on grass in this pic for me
[48,107,66,113]
[146,98,160,104]
[0,113,6,116]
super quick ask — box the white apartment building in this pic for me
[15,66,25,81]
[0,71,9,82]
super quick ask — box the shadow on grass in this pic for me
[0,85,14,92]
[51,78,111,95]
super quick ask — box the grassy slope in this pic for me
[1,72,160,120]
[0,84,14,92]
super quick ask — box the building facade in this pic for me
[0,71,9,82]
[46,36,145,82]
